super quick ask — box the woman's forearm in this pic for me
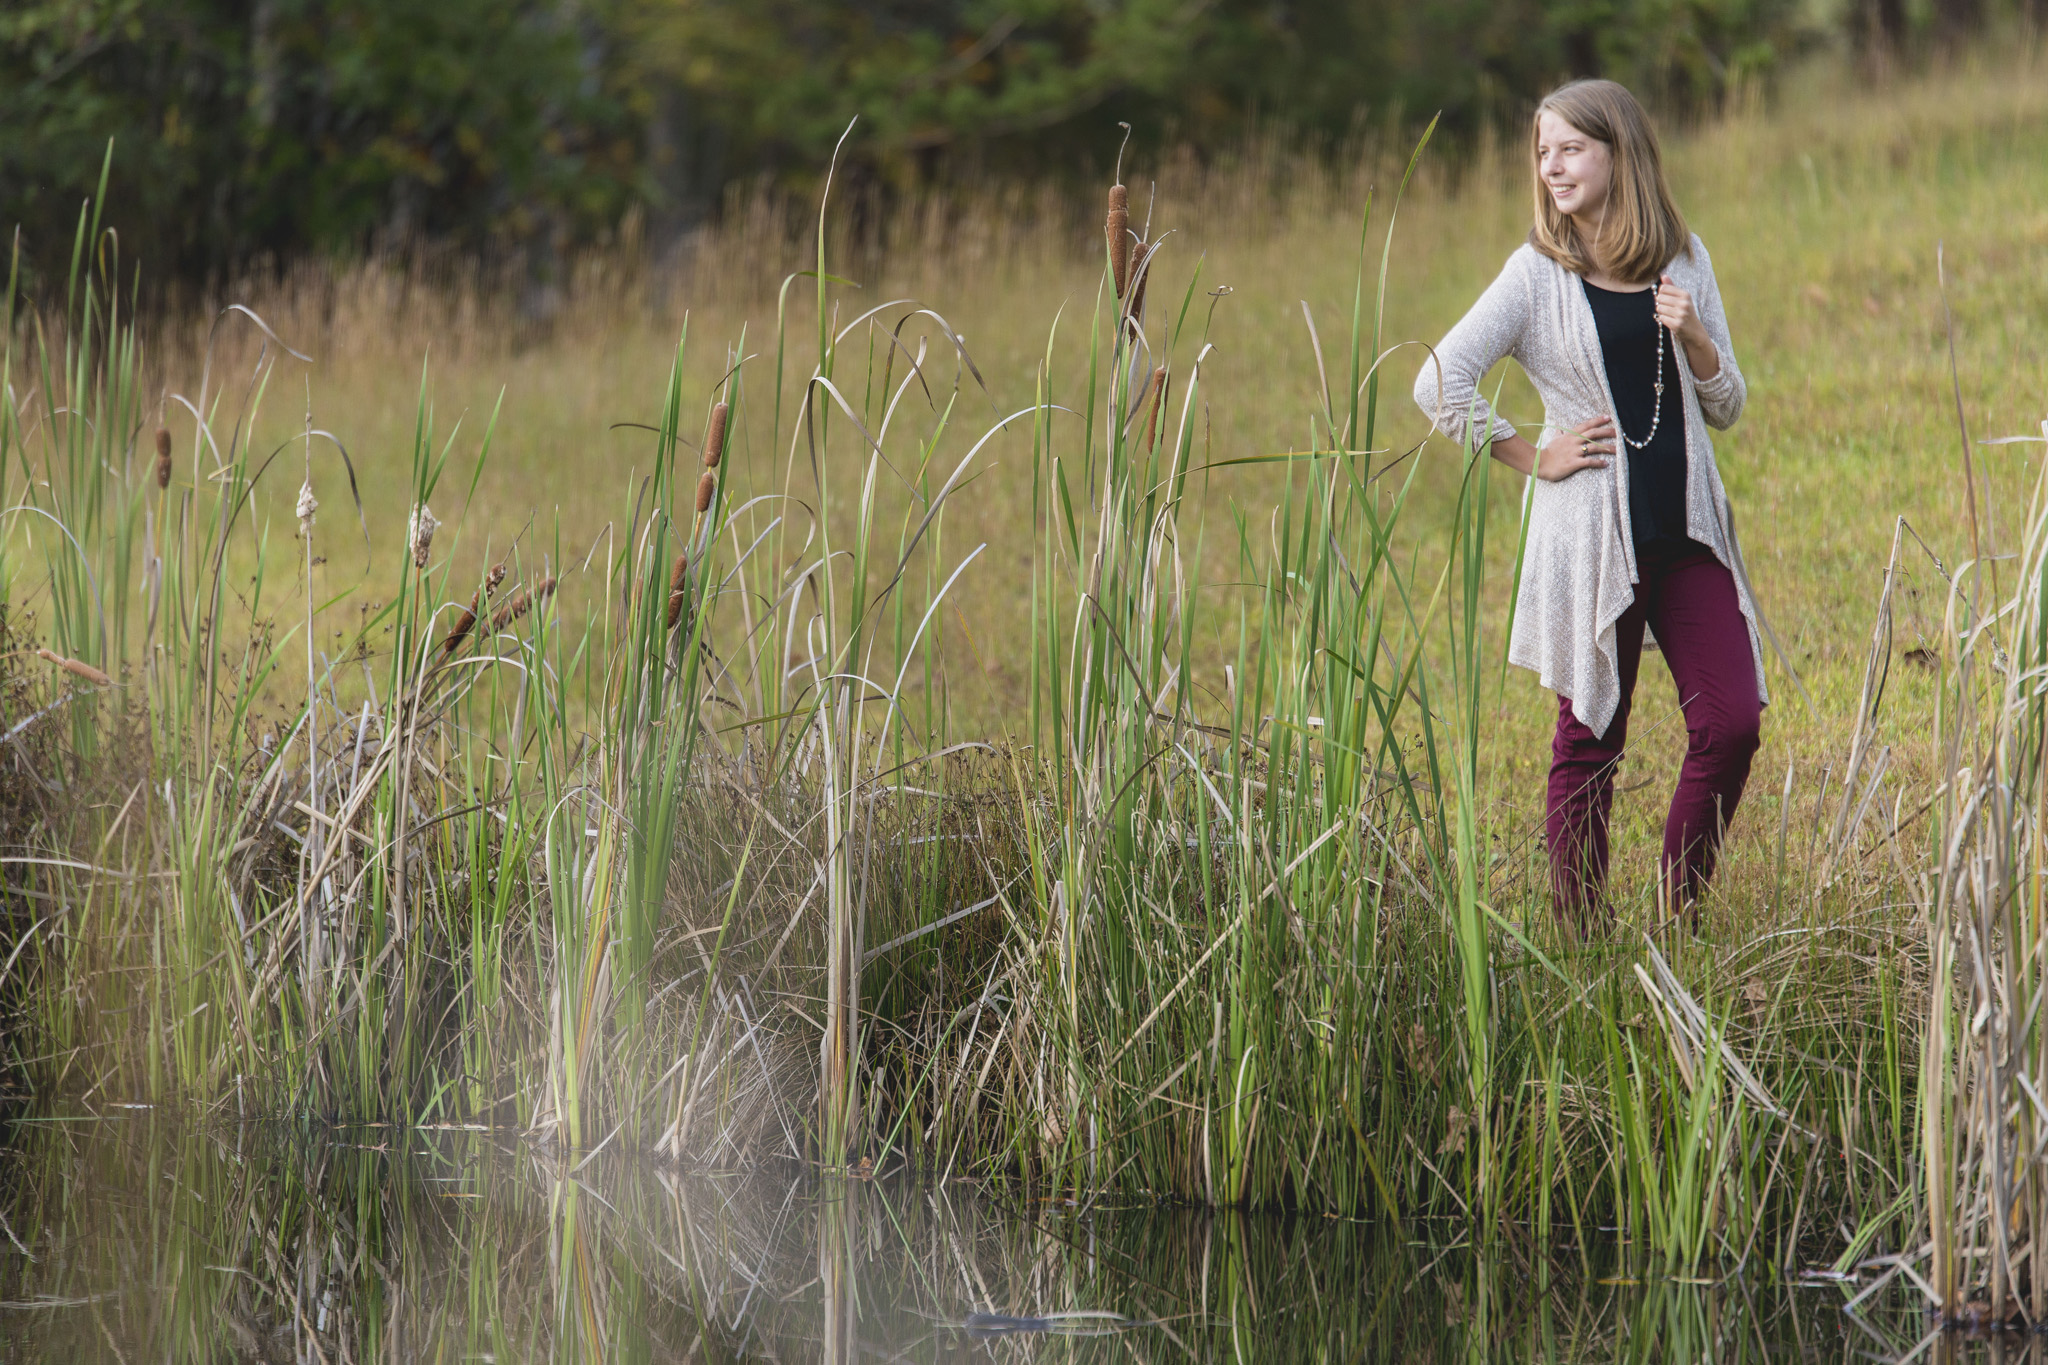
[1490,432,1538,478]
[1680,328,1720,380]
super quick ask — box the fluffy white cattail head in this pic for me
[408,503,439,569]
[296,480,318,531]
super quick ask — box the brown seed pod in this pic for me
[37,648,112,687]
[665,550,692,628]
[1105,184,1131,298]
[702,401,729,470]
[440,562,506,655]
[153,427,173,489]
[489,575,557,633]
[695,469,716,514]
[1143,366,1169,450]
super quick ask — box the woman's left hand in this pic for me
[1657,274,1722,380]
[1654,275,1709,346]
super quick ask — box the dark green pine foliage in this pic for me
[0,0,638,282]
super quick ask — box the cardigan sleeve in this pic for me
[1413,250,1528,451]
[1687,238,1746,430]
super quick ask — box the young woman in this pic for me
[1413,79,1765,929]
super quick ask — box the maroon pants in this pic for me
[1547,543,1762,925]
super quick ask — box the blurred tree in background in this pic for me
[0,0,2034,286]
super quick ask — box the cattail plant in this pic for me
[1106,184,1131,298]
[36,648,112,687]
[153,426,172,489]
[666,401,730,629]
[408,503,440,569]
[702,400,729,471]
[491,576,557,633]
[441,563,506,655]
[664,551,694,629]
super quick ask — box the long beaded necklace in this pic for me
[1621,284,1668,451]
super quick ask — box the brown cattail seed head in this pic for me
[702,401,729,470]
[37,648,112,687]
[489,575,555,632]
[1126,240,1150,330]
[153,427,173,489]
[1106,184,1131,299]
[694,469,716,514]
[440,606,476,656]
[439,564,505,656]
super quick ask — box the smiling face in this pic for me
[1536,110,1613,224]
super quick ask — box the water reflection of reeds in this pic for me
[0,1113,1949,1362]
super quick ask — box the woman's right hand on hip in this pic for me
[1538,416,1613,482]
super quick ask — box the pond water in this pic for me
[0,1108,1970,1361]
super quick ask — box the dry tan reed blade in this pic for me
[1126,241,1149,330]
[1144,366,1169,449]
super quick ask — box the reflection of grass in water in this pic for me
[0,1113,1924,1362]
[5,44,2048,1303]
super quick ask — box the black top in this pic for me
[1581,279,1699,557]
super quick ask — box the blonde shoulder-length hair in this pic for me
[1529,79,1690,286]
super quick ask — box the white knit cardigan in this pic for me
[1412,235,1766,739]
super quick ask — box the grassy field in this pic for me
[7,43,2048,1314]
[167,48,2048,917]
